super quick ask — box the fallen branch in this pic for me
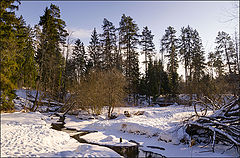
[186,97,240,153]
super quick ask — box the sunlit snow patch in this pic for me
[80,132,136,146]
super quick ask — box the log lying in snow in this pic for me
[186,97,240,153]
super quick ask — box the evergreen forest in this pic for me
[1,1,239,116]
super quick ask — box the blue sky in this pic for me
[16,1,238,50]
[15,1,238,75]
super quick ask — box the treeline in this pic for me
[1,1,239,113]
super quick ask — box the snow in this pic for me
[1,112,121,157]
[13,96,34,111]
[13,89,62,112]
[43,144,122,157]
[1,90,238,157]
[81,132,136,146]
[15,88,38,99]
[63,105,238,157]
[66,105,195,144]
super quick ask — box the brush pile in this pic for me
[186,97,240,153]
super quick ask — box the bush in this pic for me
[74,68,126,117]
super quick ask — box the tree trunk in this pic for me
[225,45,232,74]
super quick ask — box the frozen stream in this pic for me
[51,115,165,158]
[6,90,238,157]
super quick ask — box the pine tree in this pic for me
[153,60,169,95]
[191,29,205,82]
[116,26,124,72]
[88,28,102,70]
[178,25,192,83]
[72,39,87,82]
[215,31,235,74]
[145,58,154,103]
[33,24,41,51]
[140,26,155,73]
[0,0,21,110]
[161,26,179,96]
[143,59,169,103]
[100,18,117,70]
[36,4,68,99]
[190,29,206,98]
[114,47,123,72]
[215,32,239,96]
[119,14,140,97]
[15,16,37,88]
[208,51,224,78]
[65,58,77,91]
[178,26,206,96]
[1,0,37,110]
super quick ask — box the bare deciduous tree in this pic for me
[74,68,126,117]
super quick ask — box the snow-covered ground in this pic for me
[63,106,238,157]
[81,132,137,147]
[14,89,63,112]
[1,89,238,157]
[0,112,121,157]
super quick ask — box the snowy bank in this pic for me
[1,112,121,157]
[63,105,238,157]
[81,132,136,146]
